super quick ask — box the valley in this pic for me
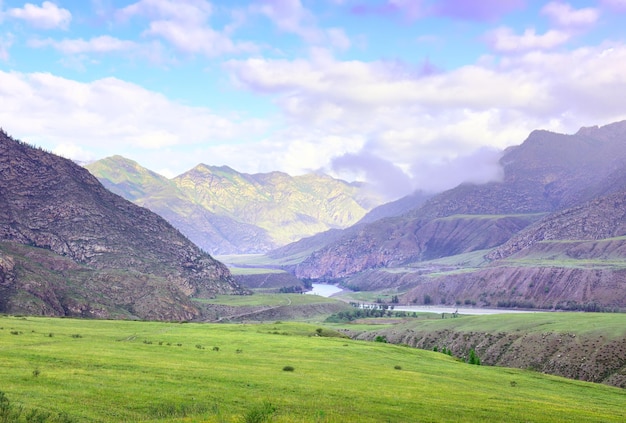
[3,121,626,421]
[1,314,625,422]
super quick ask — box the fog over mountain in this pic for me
[332,146,505,199]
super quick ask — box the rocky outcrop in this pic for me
[294,214,540,279]
[353,326,626,388]
[0,129,246,320]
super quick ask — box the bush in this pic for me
[282,366,295,372]
[242,401,275,423]
[374,335,387,343]
[468,349,481,365]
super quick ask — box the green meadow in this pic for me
[1,315,625,422]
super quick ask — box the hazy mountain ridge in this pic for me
[87,156,275,254]
[0,130,245,320]
[87,157,384,254]
[274,121,626,309]
[289,121,626,280]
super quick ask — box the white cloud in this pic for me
[7,1,71,30]
[486,27,571,53]
[117,0,212,24]
[117,0,258,57]
[144,19,257,57]
[250,0,352,50]
[541,2,600,28]
[0,70,268,170]
[225,43,626,195]
[30,35,137,54]
[485,3,600,55]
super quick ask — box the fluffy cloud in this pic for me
[486,27,571,53]
[0,70,267,169]
[118,0,258,57]
[30,35,137,54]
[541,2,599,28]
[7,1,71,30]
[485,2,600,54]
[225,43,626,195]
[251,0,352,50]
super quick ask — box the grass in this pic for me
[194,293,338,306]
[394,312,626,339]
[1,315,625,422]
[227,267,288,276]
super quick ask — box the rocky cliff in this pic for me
[0,129,246,320]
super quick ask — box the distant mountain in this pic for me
[87,156,273,254]
[86,158,383,254]
[280,121,626,309]
[0,130,245,320]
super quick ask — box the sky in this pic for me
[1,0,626,200]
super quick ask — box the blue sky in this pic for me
[2,0,626,199]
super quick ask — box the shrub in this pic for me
[394,365,402,370]
[468,349,481,365]
[32,369,40,378]
[212,346,220,351]
[282,365,295,372]
[374,335,387,343]
[242,401,275,423]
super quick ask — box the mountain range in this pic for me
[276,121,626,310]
[4,119,626,317]
[0,129,245,320]
[86,157,383,254]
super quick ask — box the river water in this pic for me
[305,283,344,297]
[306,283,538,315]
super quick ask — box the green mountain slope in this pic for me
[86,157,383,254]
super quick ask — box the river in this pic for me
[306,283,538,315]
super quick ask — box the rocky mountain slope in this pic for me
[281,121,626,309]
[86,157,383,254]
[398,187,626,310]
[0,130,245,320]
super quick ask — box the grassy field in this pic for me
[195,293,339,307]
[390,311,626,338]
[1,315,625,422]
